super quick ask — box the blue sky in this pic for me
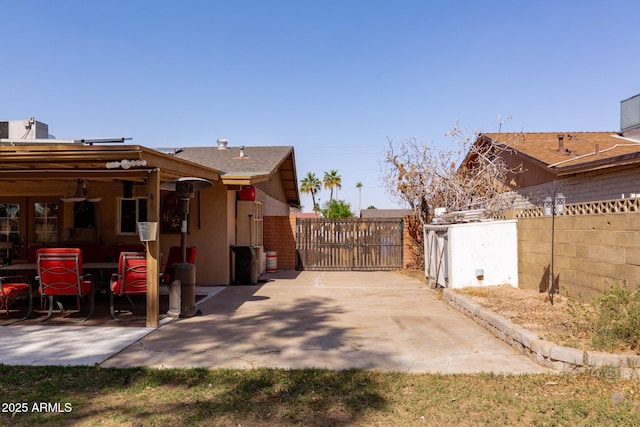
[2,1,639,211]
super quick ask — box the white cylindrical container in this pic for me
[266,250,277,272]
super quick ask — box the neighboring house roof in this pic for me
[480,132,640,174]
[290,212,321,218]
[174,146,300,207]
[360,209,412,218]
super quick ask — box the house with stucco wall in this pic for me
[173,143,300,273]
[464,93,640,206]
[0,121,300,326]
[473,130,640,207]
[460,94,640,299]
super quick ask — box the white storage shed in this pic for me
[424,219,518,289]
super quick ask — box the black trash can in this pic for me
[231,246,260,285]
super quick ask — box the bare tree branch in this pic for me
[382,119,525,227]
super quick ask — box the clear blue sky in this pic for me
[2,1,639,211]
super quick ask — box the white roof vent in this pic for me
[233,146,249,160]
[217,138,228,149]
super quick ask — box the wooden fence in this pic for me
[296,218,403,270]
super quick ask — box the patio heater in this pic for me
[160,177,213,318]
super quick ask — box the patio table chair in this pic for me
[110,251,147,321]
[0,274,33,324]
[36,247,94,322]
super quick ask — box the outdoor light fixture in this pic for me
[543,186,566,304]
[60,179,102,203]
[106,159,148,169]
[543,194,565,216]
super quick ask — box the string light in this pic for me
[105,159,147,169]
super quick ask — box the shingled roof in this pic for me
[360,209,412,218]
[173,145,299,206]
[480,132,640,174]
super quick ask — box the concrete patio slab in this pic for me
[0,286,225,366]
[0,325,155,366]
[101,271,552,374]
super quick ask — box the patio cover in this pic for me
[0,142,221,327]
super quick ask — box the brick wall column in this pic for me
[403,215,424,270]
[263,216,296,270]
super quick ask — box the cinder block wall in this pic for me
[263,216,296,270]
[515,204,640,301]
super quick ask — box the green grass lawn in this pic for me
[1,366,638,426]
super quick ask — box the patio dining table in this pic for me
[0,262,118,294]
[0,263,34,272]
[0,261,118,272]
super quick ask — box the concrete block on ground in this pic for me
[550,345,585,365]
[530,339,555,359]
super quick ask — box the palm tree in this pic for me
[300,172,321,212]
[323,169,342,218]
[356,182,363,215]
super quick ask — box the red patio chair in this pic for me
[110,252,147,321]
[0,274,33,324]
[36,247,94,322]
[112,243,146,262]
[160,246,196,283]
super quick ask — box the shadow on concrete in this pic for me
[183,284,351,355]
[1,270,297,326]
[258,270,301,281]
[103,281,398,371]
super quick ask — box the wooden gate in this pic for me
[296,218,403,271]
[424,227,448,288]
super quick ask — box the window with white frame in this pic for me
[34,201,60,244]
[0,202,20,245]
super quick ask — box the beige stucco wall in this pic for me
[178,181,231,285]
[1,177,235,286]
[54,180,231,286]
[515,203,640,301]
